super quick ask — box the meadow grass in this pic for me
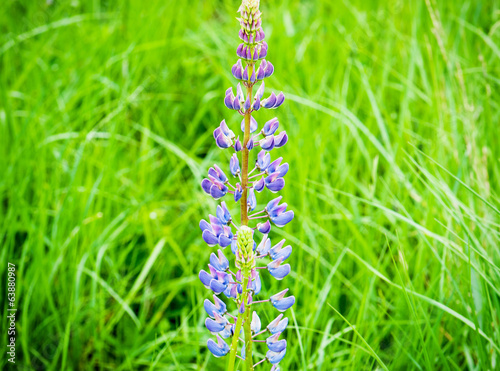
[1,0,500,369]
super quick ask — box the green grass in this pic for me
[1,0,500,369]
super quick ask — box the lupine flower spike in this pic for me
[199,1,294,370]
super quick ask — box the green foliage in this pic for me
[1,0,499,369]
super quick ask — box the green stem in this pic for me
[244,304,254,370]
[227,297,245,371]
[229,64,255,371]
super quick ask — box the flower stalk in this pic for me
[199,1,295,370]
[241,74,254,227]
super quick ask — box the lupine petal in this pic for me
[256,65,266,80]
[250,68,256,83]
[269,202,287,218]
[266,196,283,212]
[231,239,238,255]
[210,249,229,271]
[252,95,261,111]
[251,311,262,334]
[277,163,289,177]
[271,245,292,262]
[270,288,288,301]
[210,184,227,199]
[213,127,222,139]
[248,188,257,211]
[266,333,287,352]
[224,93,235,110]
[274,131,288,147]
[232,63,243,80]
[266,178,285,193]
[199,219,211,232]
[253,176,265,192]
[234,183,242,202]
[257,235,271,255]
[207,336,230,357]
[267,157,283,174]
[201,179,212,194]
[233,96,241,111]
[219,233,232,248]
[271,210,294,227]
[220,120,234,139]
[257,220,271,234]
[255,81,265,100]
[219,323,234,339]
[246,138,254,150]
[265,172,280,184]
[199,270,214,288]
[210,279,227,294]
[260,135,275,151]
[252,272,262,295]
[252,48,259,61]
[262,92,277,108]
[230,154,240,177]
[259,45,268,59]
[256,150,271,171]
[268,263,291,280]
[216,133,232,148]
[267,339,287,353]
[234,137,242,152]
[273,92,285,108]
[263,118,279,136]
[202,230,219,246]
[236,44,245,58]
[236,83,244,102]
[205,317,226,332]
[244,94,251,111]
[204,296,227,317]
[272,295,295,312]
[210,214,223,226]
[265,61,275,78]
[267,314,289,334]
[267,349,286,364]
[224,282,238,299]
[216,202,231,224]
[242,66,249,81]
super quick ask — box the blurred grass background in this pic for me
[1,0,500,369]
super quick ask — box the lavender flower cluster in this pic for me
[198,1,294,370]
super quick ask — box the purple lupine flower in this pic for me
[256,235,271,255]
[199,1,295,368]
[267,258,291,280]
[265,196,295,227]
[257,220,271,234]
[262,117,279,136]
[205,312,229,332]
[270,240,292,261]
[256,150,271,171]
[266,332,287,352]
[267,314,289,334]
[207,335,230,357]
[270,289,295,312]
[267,348,287,364]
[204,295,227,317]
[251,311,261,334]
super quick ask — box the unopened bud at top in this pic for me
[240,0,260,11]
